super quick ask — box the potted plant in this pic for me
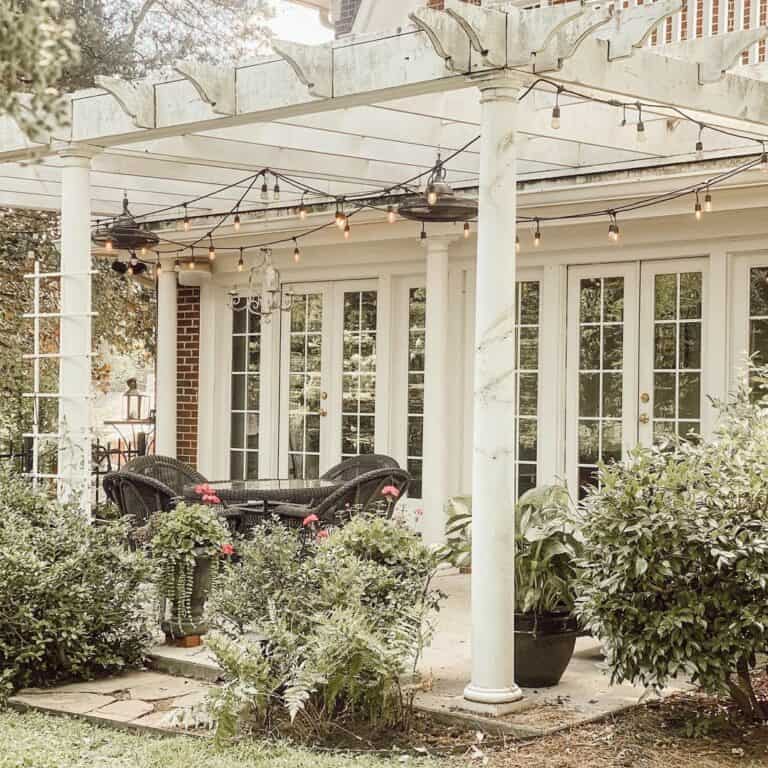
[514,484,583,687]
[147,502,232,646]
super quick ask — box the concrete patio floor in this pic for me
[9,572,686,739]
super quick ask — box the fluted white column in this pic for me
[421,235,454,546]
[463,74,523,709]
[58,147,97,513]
[156,259,178,457]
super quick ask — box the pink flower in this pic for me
[316,529,329,540]
[220,543,235,556]
[195,483,214,496]
[381,485,400,499]
[202,493,221,505]
[302,513,319,527]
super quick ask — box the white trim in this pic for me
[730,249,768,387]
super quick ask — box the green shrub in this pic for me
[577,370,768,720]
[205,515,442,739]
[0,470,152,699]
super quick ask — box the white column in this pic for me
[421,235,453,546]
[156,258,178,457]
[58,148,97,512]
[463,74,523,709]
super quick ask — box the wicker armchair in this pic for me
[321,454,400,482]
[268,467,411,528]
[123,455,207,495]
[103,470,178,528]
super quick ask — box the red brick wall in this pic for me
[177,286,200,468]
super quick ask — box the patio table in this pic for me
[182,478,341,530]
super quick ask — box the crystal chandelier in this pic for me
[226,248,296,321]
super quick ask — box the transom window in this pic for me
[230,300,261,480]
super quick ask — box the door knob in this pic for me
[640,392,650,403]
[639,413,649,424]
[320,408,328,418]
[321,391,328,400]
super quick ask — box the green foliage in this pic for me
[436,496,472,569]
[577,366,768,720]
[515,484,582,614]
[205,515,442,739]
[148,503,230,626]
[0,1,78,138]
[0,468,152,699]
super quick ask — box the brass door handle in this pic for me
[639,413,649,424]
[320,408,328,417]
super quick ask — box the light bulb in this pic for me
[208,243,216,261]
[156,261,162,276]
[189,260,196,270]
[273,180,281,201]
[344,221,351,240]
[427,186,438,206]
[761,152,768,172]
[174,260,181,273]
[140,245,147,257]
[299,204,307,220]
[234,212,241,232]
[105,237,113,252]
[551,104,561,130]
[533,223,541,247]
[237,253,244,272]
[127,264,134,276]
[336,210,346,229]
[463,222,470,239]
[183,208,190,231]
[387,205,396,224]
[694,200,702,220]
[261,179,269,201]
[704,191,712,212]
[636,120,646,143]
[293,242,301,263]
[515,235,521,254]
[695,140,704,160]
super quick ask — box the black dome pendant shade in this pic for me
[397,157,477,223]
[92,194,159,252]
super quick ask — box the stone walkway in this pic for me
[10,670,214,735]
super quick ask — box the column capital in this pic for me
[471,71,526,103]
[56,143,102,164]
[420,233,460,255]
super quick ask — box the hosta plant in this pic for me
[577,365,768,721]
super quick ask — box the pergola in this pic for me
[4,0,768,712]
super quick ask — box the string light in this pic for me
[463,221,470,239]
[761,145,768,172]
[237,248,245,272]
[533,219,541,247]
[344,220,351,240]
[260,173,269,201]
[636,103,646,143]
[273,177,281,202]
[704,187,713,212]
[174,259,181,273]
[183,205,190,232]
[695,124,704,160]
[387,205,396,224]
[608,212,620,242]
[293,239,301,263]
[189,260,196,270]
[105,235,113,252]
[140,244,147,257]
[155,254,162,275]
[299,194,308,220]
[694,191,703,220]
[208,237,216,261]
[551,88,561,130]
[233,209,241,232]
[426,184,438,206]
[516,235,521,253]
[335,201,346,229]
[129,251,138,267]
[420,223,427,240]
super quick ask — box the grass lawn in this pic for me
[4,687,768,768]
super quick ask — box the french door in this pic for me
[566,258,707,496]
[278,280,380,479]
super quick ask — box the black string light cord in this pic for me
[87,80,768,264]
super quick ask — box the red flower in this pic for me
[381,485,400,499]
[220,543,235,556]
[302,513,319,527]
[316,529,329,540]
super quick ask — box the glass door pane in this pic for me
[341,290,377,458]
[230,300,261,480]
[407,288,426,497]
[286,293,324,479]
[646,271,703,442]
[515,281,540,497]
[749,266,768,390]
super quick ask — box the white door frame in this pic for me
[730,251,768,388]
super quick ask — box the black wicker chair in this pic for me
[320,454,400,482]
[123,455,207,495]
[103,470,177,528]
[266,467,411,529]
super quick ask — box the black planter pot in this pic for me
[514,610,579,688]
[160,549,214,640]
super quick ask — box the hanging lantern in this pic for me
[397,156,477,223]
[92,194,160,253]
[123,377,148,421]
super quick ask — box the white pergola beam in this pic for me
[173,61,236,116]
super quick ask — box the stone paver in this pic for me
[11,691,116,715]
[171,689,210,709]
[127,675,207,702]
[91,699,155,723]
[18,671,172,697]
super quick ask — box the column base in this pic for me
[462,683,524,716]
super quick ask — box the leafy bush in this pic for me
[577,370,768,720]
[0,470,152,699]
[205,515,442,738]
[515,484,582,614]
[438,496,472,569]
